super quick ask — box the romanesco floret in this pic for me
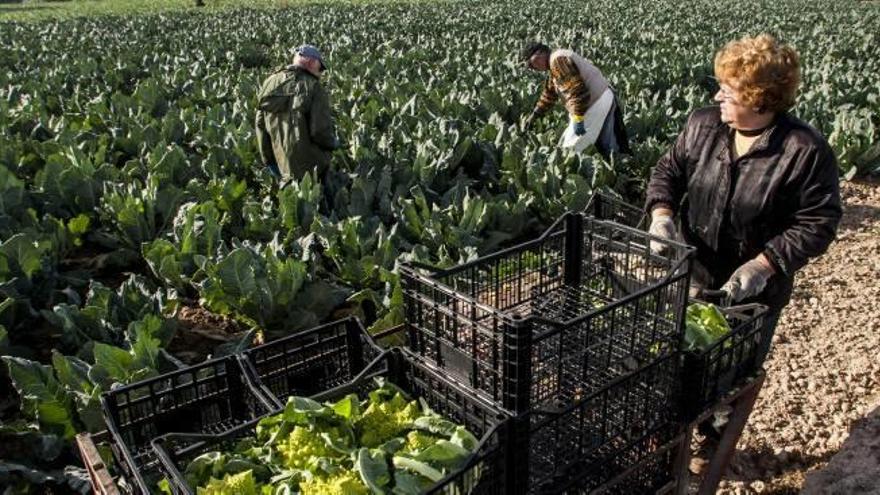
[299,471,369,495]
[398,401,420,425]
[277,426,339,469]
[196,469,258,495]
[356,393,421,447]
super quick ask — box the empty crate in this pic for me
[402,213,694,413]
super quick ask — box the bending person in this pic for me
[521,42,630,159]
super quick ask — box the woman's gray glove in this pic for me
[721,255,775,302]
[648,209,676,255]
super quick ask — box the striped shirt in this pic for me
[534,49,610,118]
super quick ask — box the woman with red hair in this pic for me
[646,34,842,364]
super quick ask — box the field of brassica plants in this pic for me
[0,0,878,491]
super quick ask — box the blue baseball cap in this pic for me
[296,44,327,72]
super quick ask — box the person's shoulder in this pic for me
[260,67,296,87]
[289,68,320,84]
[779,113,832,152]
[297,73,324,96]
[260,69,284,85]
[257,70,285,98]
[281,68,320,96]
[688,106,721,122]
[550,48,575,63]
[265,65,295,79]
[685,106,724,132]
[777,114,838,178]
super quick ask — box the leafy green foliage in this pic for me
[184,380,478,494]
[40,274,177,353]
[684,302,732,352]
[0,232,53,281]
[2,322,168,440]
[2,356,79,440]
[197,245,349,335]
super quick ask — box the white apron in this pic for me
[559,87,614,153]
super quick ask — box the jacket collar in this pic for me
[282,65,318,80]
[719,112,789,160]
[750,112,787,154]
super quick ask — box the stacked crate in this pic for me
[583,193,772,421]
[401,210,695,493]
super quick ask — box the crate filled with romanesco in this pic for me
[153,349,510,494]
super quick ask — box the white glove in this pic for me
[721,256,775,302]
[648,210,676,255]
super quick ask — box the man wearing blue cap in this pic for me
[255,45,340,180]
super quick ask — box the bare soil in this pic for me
[166,302,252,364]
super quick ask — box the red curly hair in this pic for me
[714,34,800,113]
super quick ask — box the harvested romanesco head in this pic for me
[277,426,338,469]
[196,469,258,495]
[356,393,421,447]
[299,471,369,495]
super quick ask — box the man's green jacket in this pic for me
[255,66,337,179]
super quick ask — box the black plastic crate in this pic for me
[584,191,648,230]
[100,355,274,494]
[682,303,768,420]
[522,354,681,493]
[153,348,511,495]
[241,316,386,408]
[589,430,687,495]
[402,213,693,413]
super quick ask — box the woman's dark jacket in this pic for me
[645,106,842,312]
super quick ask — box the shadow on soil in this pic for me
[720,443,833,492]
[838,176,880,231]
[839,202,880,231]
[801,404,880,494]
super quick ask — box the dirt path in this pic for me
[715,178,880,494]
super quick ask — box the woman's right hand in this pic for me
[648,207,676,254]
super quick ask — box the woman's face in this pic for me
[714,81,760,129]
